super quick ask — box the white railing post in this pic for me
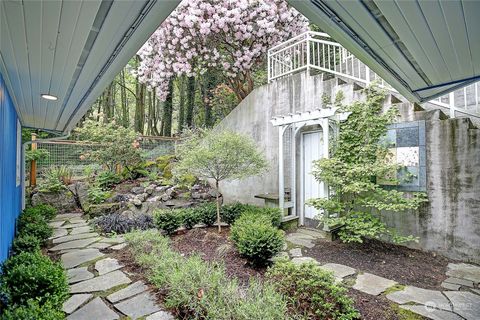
[365,66,370,84]
[306,32,311,75]
[267,50,271,82]
[449,92,456,118]
[278,126,285,212]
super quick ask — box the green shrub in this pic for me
[23,204,57,220]
[230,215,284,266]
[87,185,111,204]
[17,212,52,244]
[220,202,254,225]
[96,171,122,190]
[180,208,201,229]
[1,298,64,320]
[194,202,217,226]
[244,206,282,227]
[154,209,182,235]
[125,230,287,320]
[12,235,41,254]
[1,251,68,308]
[266,260,360,320]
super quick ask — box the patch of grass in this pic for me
[390,303,425,320]
[383,284,406,295]
[93,283,131,298]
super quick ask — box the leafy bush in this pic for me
[1,299,64,320]
[243,206,282,228]
[194,202,217,226]
[1,251,68,308]
[220,202,255,225]
[153,209,182,235]
[125,230,287,319]
[38,169,65,193]
[230,214,284,265]
[12,234,41,254]
[17,211,52,244]
[266,260,359,319]
[180,208,201,229]
[87,185,111,204]
[23,204,57,220]
[25,149,50,162]
[94,213,154,234]
[96,171,122,190]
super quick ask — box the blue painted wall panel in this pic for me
[0,73,22,263]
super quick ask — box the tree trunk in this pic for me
[134,55,145,133]
[216,180,221,233]
[162,79,174,136]
[203,73,216,128]
[185,75,195,128]
[120,69,129,127]
[177,76,186,133]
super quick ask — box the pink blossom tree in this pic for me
[137,0,308,101]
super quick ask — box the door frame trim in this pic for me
[300,129,322,225]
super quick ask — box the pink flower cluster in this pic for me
[136,0,308,100]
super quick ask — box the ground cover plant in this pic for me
[125,230,287,319]
[95,212,154,234]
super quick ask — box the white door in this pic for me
[303,131,324,219]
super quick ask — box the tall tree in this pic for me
[177,76,186,132]
[162,80,174,136]
[134,56,146,133]
[185,76,195,128]
[136,0,308,102]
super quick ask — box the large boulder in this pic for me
[68,182,89,211]
[86,202,122,217]
[31,189,78,212]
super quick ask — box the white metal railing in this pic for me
[268,31,480,119]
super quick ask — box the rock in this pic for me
[49,237,100,251]
[67,297,119,320]
[320,263,356,279]
[271,251,289,262]
[63,294,92,314]
[110,193,129,202]
[155,186,168,193]
[49,228,68,239]
[386,286,452,311]
[32,189,78,212]
[286,233,316,248]
[131,186,145,194]
[166,187,176,198]
[353,273,397,295]
[160,193,171,201]
[86,202,121,217]
[114,292,161,319]
[147,196,160,202]
[446,263,480,284]
[132,198,142,207]
[444,277,475,288]
[444,291,480,320]
[53,232,99,244]
[146,311,175,320]
[289,248,302,257]
[54,213,83,221]
[68,182,90,211]
[441,282,461,291]
[49,221,65,228]
[110,243,127,250]
[95,258,122,275]
[59,222,89,228]
[99,236,125,244]
[67,267,94,284]
[208,189,219,198]
[145,186,154,195]
[291,257,319,265]
[88,242,112,249]
[400,305,463,320]
[164,199,193,208]
[61,248,105,269]
[191,192,201,199]
[296,228,326,239]
[106,281,148,303]
[70,226,93,235]
[70,270,131,293]
[138,193,148,202]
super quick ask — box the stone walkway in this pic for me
[281,228,480,320]
[48,212,173,320]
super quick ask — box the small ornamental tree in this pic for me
[175,130,268,232]
[74,118,142,173]
[308,86,427,244]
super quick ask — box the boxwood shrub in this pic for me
[1,298,64,320]
[180,208,201,229]
[1,251,69,308]
[154,209,182,235]
[220,202,254,225]
[266,260,360,320]
[12,234,41,254]
[23,204,57,220]
[194,202,217,226]
[230,214,284,266]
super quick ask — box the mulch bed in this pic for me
[305,237,452,290]
[170,227,266,283]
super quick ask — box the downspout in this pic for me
[21,131,71,209]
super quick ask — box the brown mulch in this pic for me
[304,237,452,290]
[170,227,266,283]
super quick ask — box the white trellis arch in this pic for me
[270,108,349,225]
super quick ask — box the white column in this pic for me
[291,124,296,217]
[449,92,456,118]
[278,126,284,212]
[322,119,330,229]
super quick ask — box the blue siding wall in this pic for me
[0,73,22,263]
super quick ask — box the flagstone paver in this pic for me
[67,267,94,284]
[70,226,93,235]
[320,263,356,279]
[386,286,452,311]
[446,263,480,284]
[49,237,101,251]
[61,248,105,269]
[100,236,125,244]
[296,228,326,239]
[444,291,480,320]
[53,232,99,244]
[70,270,132,293]
[59,222,90,228]
[443,277,475,288]
[353,273,398,295]
[95,257,123,275]
[289,248,302,257]
[88,242,112,249]
[114,291,162,318]
[54,213,83,221]
[107,281,148,303]
[67,297,119,320]
[63,294,92,314]
[400,305,463,320]
[110,243,127,250]
[146,311,175,320]
[291,257,319,265]
[49,228,68,239]
[49,221,66,228]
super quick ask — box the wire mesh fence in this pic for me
[28,136,177,178]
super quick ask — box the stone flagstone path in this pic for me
[281,228,480,320]
[49,212,173,320]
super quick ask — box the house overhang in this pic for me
[288,0,480,103]
[0,0,180,133]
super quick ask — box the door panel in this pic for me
[303,131,324,219]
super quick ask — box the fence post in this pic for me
[30,133,37,187]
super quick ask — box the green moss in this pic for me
[156,155,175,172]
[383,284,405,295]
[390,303,425,320]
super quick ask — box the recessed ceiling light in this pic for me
[41,94,58,101]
